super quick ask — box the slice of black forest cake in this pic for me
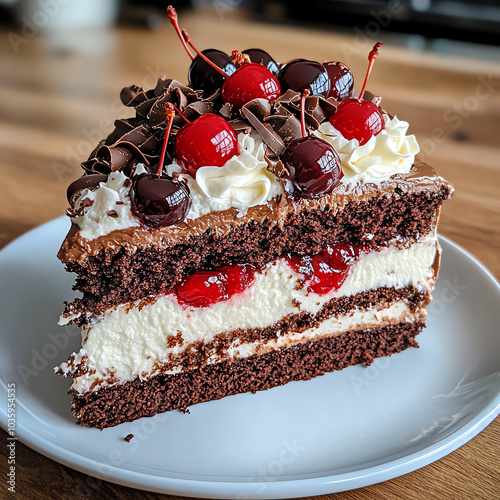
[55,20,453,428]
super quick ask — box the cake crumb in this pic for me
[124,434,134,443]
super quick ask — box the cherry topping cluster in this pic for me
[287,243,366,295]
[127,8,387,227]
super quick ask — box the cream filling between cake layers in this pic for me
[58,235,438,395]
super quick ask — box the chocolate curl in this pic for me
[274,89,301,106]
[66,173,108,204]
[228,119,252,135]
[183,100,214,121]
[266,115,303,145]
[120,85,150,107]
[241,101,285,156]
[94,145,133,172]
[154,77,199,100]
[220,102,234,120]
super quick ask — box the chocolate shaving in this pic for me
[241,104,285,156]
[183,101,214,121]
[220,102,234,120]
[228,119,252,134]
[154,77,198,100]
[66,173,108,204]
[120,85,148,107]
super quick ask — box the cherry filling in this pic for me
[287,243,366,295]
[176,264,255,308]
[173,243,367,309]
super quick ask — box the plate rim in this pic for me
[0,216,499,498]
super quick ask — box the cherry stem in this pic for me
[157,103,176,176]
[300,89,310,138]
[181,29,227,78]
[359,41,383,101]
[167,5,194,60]
[231,50,250,68]
[169,102,192,125]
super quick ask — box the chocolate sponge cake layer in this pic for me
[71,321,423,429]
[62,186,450,322]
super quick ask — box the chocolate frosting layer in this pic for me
[58,158,453,264]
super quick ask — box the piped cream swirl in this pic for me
[314,114,420,184]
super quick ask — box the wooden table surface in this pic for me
[1,6,499,499]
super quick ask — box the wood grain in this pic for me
[0,6,499,500]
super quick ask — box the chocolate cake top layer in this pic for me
[58,158,452,264]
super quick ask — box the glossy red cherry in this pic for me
[287,243,365,295]
[221,62,281,109]
[329,99,384,145]
[130,173,191,227]
[282,90,342,198]
[182,31,280,109]
[282,137,342,198]
[323,61,354,100]
[175,113,239,175]
[278,59,330,98]
[328,42,385,145]
[175,264,255,308]
[130,103,191,227]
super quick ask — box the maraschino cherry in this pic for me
[131,104,191,227]
[329,42,385,145]
[167,5,235,95]
[182,30,281,109]
[282,90,343,198]
[323,61,354,100]
[173,104,239,175]
[176,264,255,308]
[287,243,365,295]
[278,59,330,98]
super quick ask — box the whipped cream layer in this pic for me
[58,236,438,394]
[313,115,420,185]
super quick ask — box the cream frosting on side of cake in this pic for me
[69,116,421,242]
[58,236,437,394]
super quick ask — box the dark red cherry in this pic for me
[287,243,365,295]
[323,61,354,100]
[175,264,255,308]
[242,48,279,76]
[221,62,281,109]
[175,113,239,175]
[130,173,190,227]
[188,49,236,96]
[329,99,384,145]
[282,137,342,198]
[278,59,330,98]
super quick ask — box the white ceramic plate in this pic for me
[0,216,499,498]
